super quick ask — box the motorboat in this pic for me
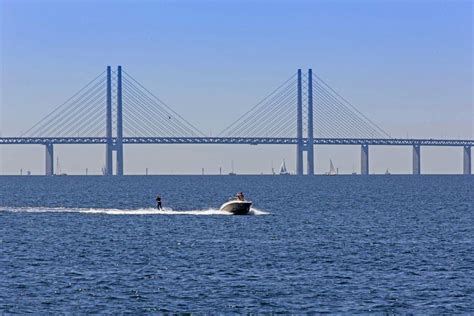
[219,199,252,215]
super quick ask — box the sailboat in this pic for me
[326,159,337,176]
[279,159,290,175]
[384,168,391,175]
[54,157,67,176]
[229,160,237,176]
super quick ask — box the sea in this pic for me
[0,175,472,313]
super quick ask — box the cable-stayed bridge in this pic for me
[1,66,472,175]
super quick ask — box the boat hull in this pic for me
[219,200,252,215]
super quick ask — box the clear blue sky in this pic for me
[1,0,472,174]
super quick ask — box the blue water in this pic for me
[1,175,473,313]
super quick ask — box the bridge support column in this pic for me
[116,65,124,176]
[413,145,421,175]
[45,143,54,176]
[296,69,303,175]
[463,146,471,175]
[361,144,369,175]
[105,66,113,175]
[307,69,314,175]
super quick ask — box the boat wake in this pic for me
[0,206,269,216]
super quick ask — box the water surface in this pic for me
[1,175,472,313]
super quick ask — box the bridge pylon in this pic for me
[296,69,304,175]
[463,146,471,175]
[306,69,315,175]
[105,66,113,175]
[296,68,315,175]
[103,65,124,176]
[45,143,54,176]
[413,145,421,175]
[116,66,124,176]
[361,144,369,175]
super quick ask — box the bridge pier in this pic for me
[105,66,113,175]
[413,145,421,175]
[116,65,124,176]
[45,143,54,176]
[307,69,314,175]
[361,144,369,175]
[464,146,471,175]
[296,69,303,175]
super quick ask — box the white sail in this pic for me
[279,160,287,173]
[328,159,337,175]
[279,159,289,175]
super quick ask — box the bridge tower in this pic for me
[306,69,314,175]
[103,65,124,176]
[295,68,315,176]
[116,66,124,176]
[413,144,421,175]
[105,66,113,175]
[296,69,304,175]
[361,144,369,175]
[45,143,54,176]
[464,145,471,175]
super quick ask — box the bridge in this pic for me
[1,66,472,175]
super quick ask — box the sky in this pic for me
[0,0,472,175]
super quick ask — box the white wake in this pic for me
[0,206,269,216]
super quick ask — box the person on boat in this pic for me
[236,192,245,201]
[156,194,162,210]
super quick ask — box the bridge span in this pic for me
[1,137,472,175]
[1,137,472,147]
[1,66,472,175]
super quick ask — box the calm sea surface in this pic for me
[0,175,473,313]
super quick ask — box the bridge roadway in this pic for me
[1,137,473,146]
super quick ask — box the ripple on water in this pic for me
[0,175,473,313]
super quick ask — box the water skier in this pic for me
[156,194,162,210]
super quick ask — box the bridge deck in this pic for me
[0,137,472,146]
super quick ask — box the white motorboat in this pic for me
[219,199,252,215]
